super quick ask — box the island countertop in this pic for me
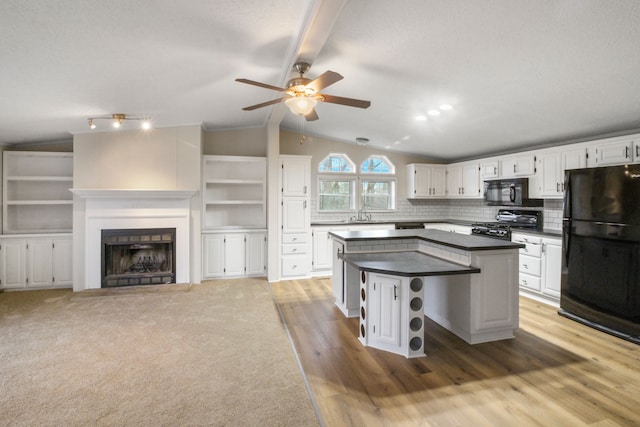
[339,251,481,277]
[329,228,525,251]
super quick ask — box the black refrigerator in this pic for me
[560,165,640,344]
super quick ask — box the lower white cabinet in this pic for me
[202,231,266,279]
[0,235,72,290]
[512,232,561,305]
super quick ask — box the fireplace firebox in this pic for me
[101,228,176,288]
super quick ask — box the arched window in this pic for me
[360,155,395,174]
[318,153,355,173]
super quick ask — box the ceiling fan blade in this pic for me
[320,94,371,109]
[242,97,287,111]
[235,78,287,92]
[305,109,319,121]
[306,71,343,93]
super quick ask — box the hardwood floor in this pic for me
[271,277,640,427]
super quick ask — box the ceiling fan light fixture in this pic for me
[285,96,317,116]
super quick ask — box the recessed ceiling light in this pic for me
[427,110,440,116]
[439,104,453,110]
[416,115,427,121]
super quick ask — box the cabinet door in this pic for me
[371,273,401,348]
[542,238,562,299]
[480,161,499,179]
[409,164,430,197]
[0,239,27,289]
[332,240,345,305]
[594,140,634,166]
[282,198,308,234]
[539,152,562,197]
[430,166,447,197]
[52,238,73,287]
[312,228,332,271]
[224,234,246,276]
[446,165,463,197]
[561,147,587,172]
[462,163,481,197]
[281,157,310,197]
[245,233,266,276]
[502,155,535,177]
[28,239,53,288]
[202,234,225,278]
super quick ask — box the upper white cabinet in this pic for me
[591,136,640,166]
[202,156,266,230]
[406,164,446,198]
[500,154,536,178]
[480,160,500,180]
[3,151,73,234]
[447,162,481,198]
[281,156,310,197]
[536,146,587,198]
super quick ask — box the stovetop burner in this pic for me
[471,209,542,240]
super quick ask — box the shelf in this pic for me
[205,179,263,185]
[205,200,264,205]
[6,200,73,205]
[6,176,73,182]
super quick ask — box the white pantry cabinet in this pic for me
[280,156,311,279]
[406,164,447,198]
[202,231,266,278]
[0,235,72,290]
[3,151,73,234]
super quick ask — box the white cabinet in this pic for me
[447,162,481,198]
[0,235,72,290]
[406,164,447,198]
[541,236,562,299]
[512,232,561,305]
[280,156,311,279]
[500,155,536,178]
[202,156,266,230]
[359,272,425,358]
[537,147,587,198]
[480,160,500,180]
[3,151,73,234]
[591,136,640,166]
[202,231,266,279]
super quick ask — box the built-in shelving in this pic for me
[3,151,73,234]
[201,155,266,230]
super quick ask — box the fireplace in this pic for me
[101,228,176,288]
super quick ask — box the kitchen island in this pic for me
[330,229,524,357]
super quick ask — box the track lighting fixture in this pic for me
[87,113,151,130]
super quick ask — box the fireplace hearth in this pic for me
[101,228,176,287]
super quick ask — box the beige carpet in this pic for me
[0,279,319,426]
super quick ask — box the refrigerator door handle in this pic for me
[563,219,572,265]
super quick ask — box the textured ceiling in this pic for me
[2,1,640,161]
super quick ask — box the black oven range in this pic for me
[471,209,542,240]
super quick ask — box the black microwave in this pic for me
[483,178,540,207]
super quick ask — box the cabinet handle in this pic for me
[304,185,307,194]
[556,182,560,192]
[626,146,630,159]
[494,166,497,174]
[393,285,397,300]
[461,187,464,195]
[523,264,528,269]
[513,164,516,173]
[636,144,639,158]
[303,200,307,209]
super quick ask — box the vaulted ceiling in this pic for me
[2,0,640,161]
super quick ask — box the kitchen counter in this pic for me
[330,229,525,251]
[339,251,481,277]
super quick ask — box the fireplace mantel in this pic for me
[71,189,197,199]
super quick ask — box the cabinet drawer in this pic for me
[519,254,541,276]
[513,235,542,257]
[282,243,307,255]
[282,254,309,277]
[282,233,307,244]
[519,272,541,291]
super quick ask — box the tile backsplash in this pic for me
[311,198,564,231]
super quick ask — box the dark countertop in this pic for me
[339,251,481,277]
[312,218,563,238]
[329,228,525,251]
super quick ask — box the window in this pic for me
[317,154,396,212]
[360,155,395,174]
[318,154,355,173]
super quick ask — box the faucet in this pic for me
[356,206,372,222]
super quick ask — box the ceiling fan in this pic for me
[236,62,371,121]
